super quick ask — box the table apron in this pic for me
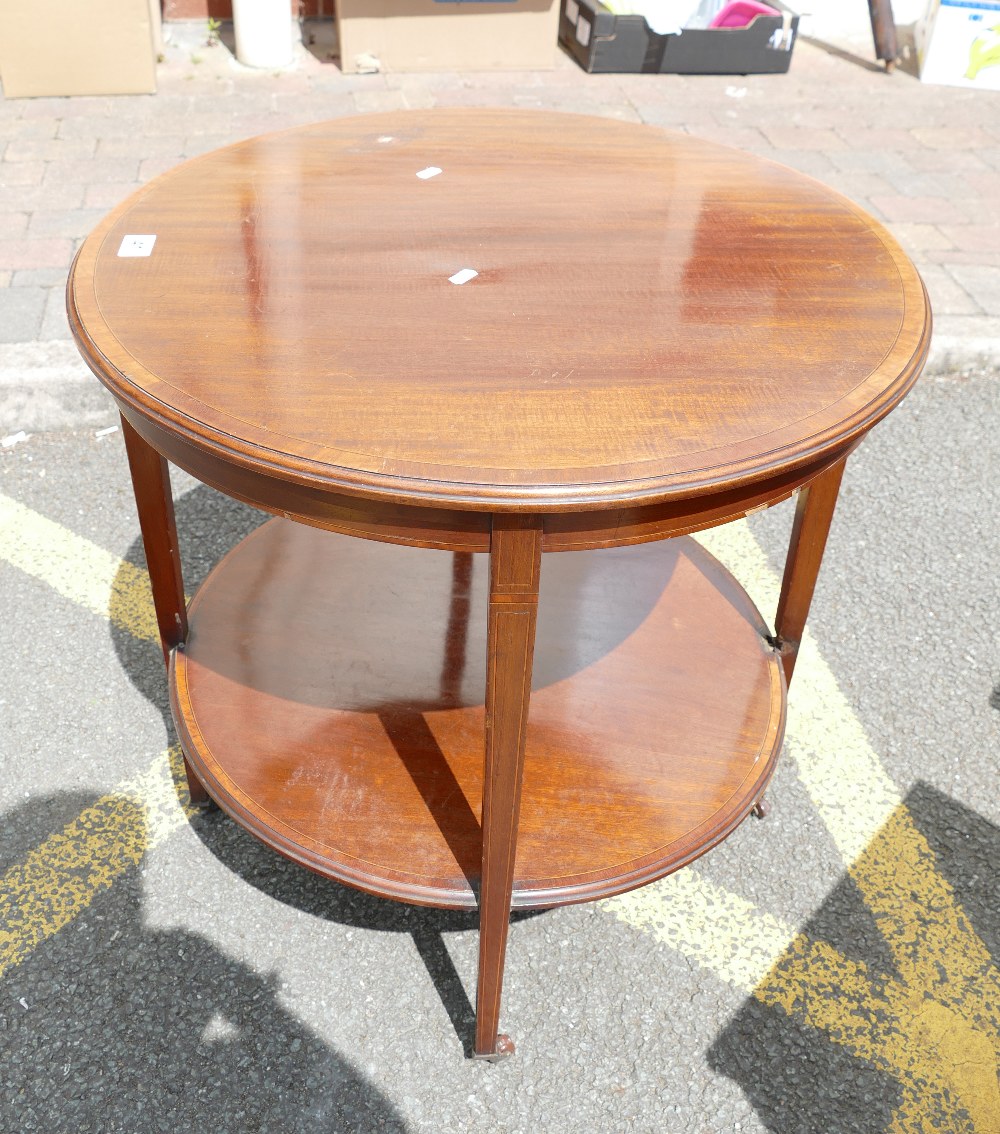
[119,404,856,555]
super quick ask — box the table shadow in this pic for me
[0,791,408,1131]
[189,798,529,1059]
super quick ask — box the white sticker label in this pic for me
[117,234,156,258]
[416,166,442,180]
[576,14,592,46]
[448,268,478,286]
[565,0,579,23]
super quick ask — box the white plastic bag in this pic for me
[603,1,700,36]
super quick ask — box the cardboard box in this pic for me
[916,0,1000,89]
[336,0,560,73]
[559,0,798,74]
[0,0,157,98]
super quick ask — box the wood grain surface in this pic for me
[68,110,930,512]
[477,516,543,1057]
[171,519,784,909]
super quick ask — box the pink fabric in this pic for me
[709,1,781,29]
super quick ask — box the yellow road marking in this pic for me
[0,748,194,980]
[607,518,999,1130]
[698,520,903,863]
[0,491,160,644]
[604,872,798,992]
[758,803,1000,1132]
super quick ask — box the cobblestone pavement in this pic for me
[1,20,999,1134]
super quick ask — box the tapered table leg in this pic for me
[773,454,849,688]
[474,515,543,1060]
[120,413,208,806]
[868,0,899,70]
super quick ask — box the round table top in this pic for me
[69,109,930,511]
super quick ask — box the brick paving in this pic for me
[1,19,1000,364]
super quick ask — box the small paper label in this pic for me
[416,166,442,180]
[576,14,592,46]
[565,0,579,23]
[118,235,156,258]
[448,268,478,286]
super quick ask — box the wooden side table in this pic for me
[68,111,930,1060]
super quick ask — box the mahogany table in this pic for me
[68,110,930,1060]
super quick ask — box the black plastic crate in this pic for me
[559,0,799,74]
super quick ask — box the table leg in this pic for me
[120,413,208,807]
[772,454,848,688]
[474,516,542,1060]
[439,551,473,705]
[868,0,899,70]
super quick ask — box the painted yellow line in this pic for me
[0,491,160,644]
[852,803,997,1008]
[702,523,998,1128]
[606,517,901,984]
[604,871,797,992]
[757,804,1000,1132]
[0,495,191,977]
[607,518,999,1130]
[0,748,194,980]
[698,520,902,864]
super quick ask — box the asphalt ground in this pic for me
[2,18,1000,1134]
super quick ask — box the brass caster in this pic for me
[752,797,771,819]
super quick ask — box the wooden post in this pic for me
[868,0,899,69]
[474,515,543,1060]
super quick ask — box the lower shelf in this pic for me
[171,519,785,910]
